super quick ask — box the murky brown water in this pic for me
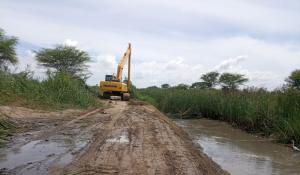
[175,118,300,175]
[0,133,89,175]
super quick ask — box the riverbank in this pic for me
[0,100,228,174]
[135,88,300,145]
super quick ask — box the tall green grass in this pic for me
[0,115,16,147]
[0,70,99,109]
[136,88,300,144]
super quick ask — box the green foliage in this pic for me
[35,45,91,79]
[0,115,16,147]
[275,89,300,142]
[41,72,98,108]
[200,71,219,88]
[0,70,99,109]
[219,73,248,90]
[191,82,208,89]
[285,69,300,90]
[87,85,100,97]
[136,88,300,144]
[173,83,189,90]
[161,83,170,88]
[129,83,137,97]
[0,28,18,69]
[147,86,159,89]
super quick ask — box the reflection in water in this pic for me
[175,119,300,175]
[0,135,88,175]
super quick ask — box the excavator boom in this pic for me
[116,43,131,82]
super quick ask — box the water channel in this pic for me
[175,118,300,175]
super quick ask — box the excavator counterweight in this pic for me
[99,43,131,101]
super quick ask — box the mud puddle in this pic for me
[0,134,89,175]
[175,118,300,175]
[106,130,129,143]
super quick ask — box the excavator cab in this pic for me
[105,75,119,82]
[105,75,113,81]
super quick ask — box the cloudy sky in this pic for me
[1,0,300,89]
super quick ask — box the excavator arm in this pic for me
[116,43,131,81]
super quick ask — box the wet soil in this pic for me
[0,101,227,175]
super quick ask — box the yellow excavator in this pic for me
[99,43,131,101]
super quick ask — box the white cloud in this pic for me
[11,49,46,79]
[1,0,300,90]
[64,39,78,47]
[87,54,117,85]
[132,57,205,87]
[89,54,117,74]
[212,56,281,89]
[25,50,36,58]
[214,56,247,71]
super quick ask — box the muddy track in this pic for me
[0,101,228,175]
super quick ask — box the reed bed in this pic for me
[136,88,300,144]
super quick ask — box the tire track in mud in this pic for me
[62,101,228,175]
[0,101,228,175]
[0,106,111,175]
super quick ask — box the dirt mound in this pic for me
[0,101,228,175]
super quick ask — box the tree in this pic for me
[147,86,159,89]
[200,71,219,88]
[219,73,248,90]
[174,83,189,90]
[285,69,300,90]
[0,29,18,69]
[161,83,170,88]
[191,82,208,89]
[35,45,91,79]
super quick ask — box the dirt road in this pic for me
[0,100,228,175]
